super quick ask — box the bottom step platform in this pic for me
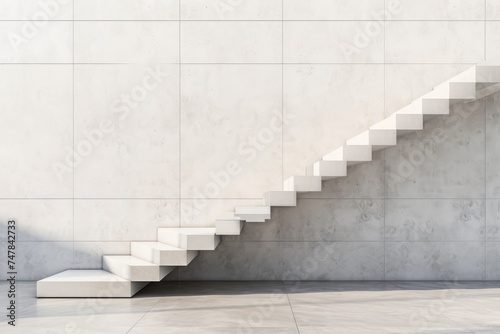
[37,270,148,298]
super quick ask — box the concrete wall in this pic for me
[0,0,499,280]
[182,95,500,280]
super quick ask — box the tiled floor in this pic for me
[1,281,499,333]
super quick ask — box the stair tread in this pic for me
[235,205,271,212]
[265,190,296,194]
[131,242,187,251]
[158,227,216,235]
[39,270,129,282]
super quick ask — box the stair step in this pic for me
[216,218,244,235]
[216,212,244,235]
[234,206,271,222]
[476,65,500,95]
[311,160,347,180]
[464,64,500,85]
[263,191,297,207]
[323,145,372,165]
[371,113,423,136]
[36,270,147,298]
[447,65,500,96]
[103,255,174,282]
[396,98,450,118]
[284,176,322,192]
[131,242,198,266]
[346,129,397,151]
[426,81,476,101]
[157,228,220,251]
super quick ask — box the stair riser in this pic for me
[234,206,272,221]
[157,231,221,251]
[103,257,174,282]
[130,243,198,266]
[159,249,198,266]
[420,99,450,115]
[476,66,500,84]
[427,81,475,101]
[347,130,397,148]
[449,82,476,100]
[216,220,244,235]
[313,161,347,179]
[185,234,221,250]
[263,192,297,207]
[369,131,397,147]
[284,176,322,192]
[396,114,424,130]
[323,147,372,162]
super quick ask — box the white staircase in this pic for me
[37,62,500,297]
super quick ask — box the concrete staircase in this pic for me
[37,62,500,297]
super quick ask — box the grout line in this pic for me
[0,197,260,200]
[441,314,475,334]
[11,240,499,243]
[484,86,487,280]
[0,197,494,200]
[178,0,181,230]
[485,0,487,61]
[178,0,182,282]
[281,0,284,186]
[283,282,301,334]
[72,0,75,268]
[126,298,162,333]
[0,62,486,66]
[297,197,488,200]
[281,0,286,289]
[383,0,387,281]
[0,19,495,22]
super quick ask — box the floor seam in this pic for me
[126,298,162,333]
[441,314,475,334]
[283,282,301,334]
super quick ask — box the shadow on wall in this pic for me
[0,221,70,281]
